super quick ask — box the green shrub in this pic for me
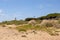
[16,27,26,32]
[15,24,59,36]
[18,29,26,32]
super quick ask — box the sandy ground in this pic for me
[0,27,60,40]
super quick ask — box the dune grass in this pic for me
[15,24,59,36]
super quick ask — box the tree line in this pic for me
[0,13,60,25]
[25,13,60,21]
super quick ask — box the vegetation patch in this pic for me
[21,35,27,37]
[44,23,53,27]
[0,13,60,36]
[2,24,6,27]
[15,24,59,36]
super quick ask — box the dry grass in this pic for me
[15,24,60,36]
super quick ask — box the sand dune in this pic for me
[0,27,60,40]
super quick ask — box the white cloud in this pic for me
[39,4,53,10]
[39,5,44,10]
[0,9,5,16]
[0,9,2,13]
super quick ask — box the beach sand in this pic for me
[0,27,60,40]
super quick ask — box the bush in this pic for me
[46,28,59,36]
[16,27,26,32]
[44,23,53,27]
[19,29,26,32]
[58,20,60,24]
[25,18,37,21]
[36,20,42,24]
[16,24,41,32]
[2,24,6,27]
[21,35,27,37]
[38,13,60,20]
[8,27,12,29]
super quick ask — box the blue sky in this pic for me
[0,0,60,21]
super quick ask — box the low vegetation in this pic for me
[15,24,59,36]
[45,23,53,27]
[0,13,60,36]
[2,24,6,27]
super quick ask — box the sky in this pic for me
[0,0,60,21]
